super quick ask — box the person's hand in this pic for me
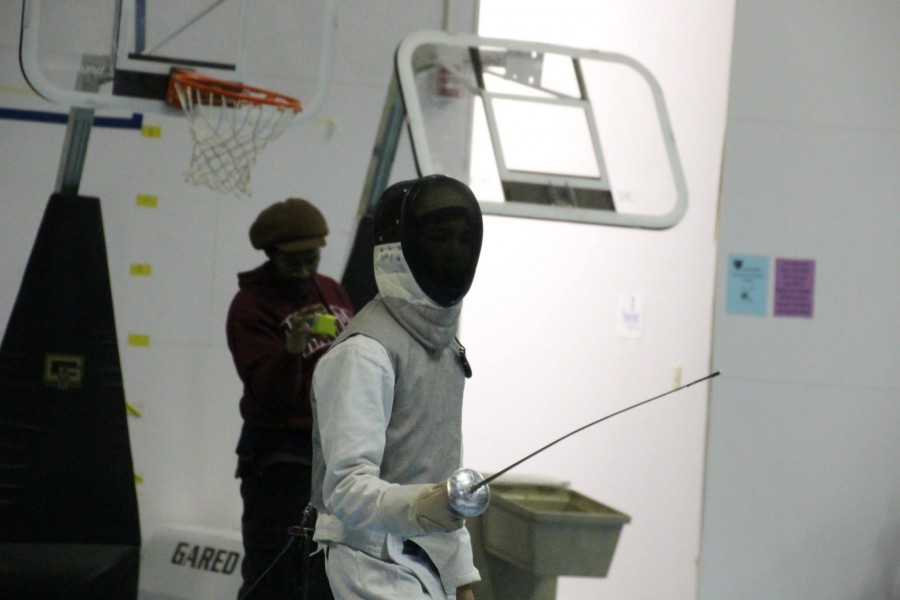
[456,584,474,600]
[285,304,326,355]
[413,482,464,532]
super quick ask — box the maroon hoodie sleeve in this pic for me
[226,288,306,420]
[226,272,355,426]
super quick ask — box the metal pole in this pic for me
[357,72,406,216]
[54,54,111,196]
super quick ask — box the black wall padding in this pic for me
[340,214,379,313]
[0,193,140,598]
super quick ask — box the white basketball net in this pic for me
[173,81,298,196]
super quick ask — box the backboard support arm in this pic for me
[358,72,407,217]
[54,55,111,196]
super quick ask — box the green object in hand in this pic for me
[310,313,337,336]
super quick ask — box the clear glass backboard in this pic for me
[396,31,688,228]
[19,0,337,116]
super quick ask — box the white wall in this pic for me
[699,1,900,599]
[465,2,732,599]
[1,2,734,599]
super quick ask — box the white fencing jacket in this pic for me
[310,242,479,595]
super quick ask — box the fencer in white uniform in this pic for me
[310,175,483,599]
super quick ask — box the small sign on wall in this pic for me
[726,254,817,318]
[617,292,645,338]
[726,254,769,316]
[774,258,815,318]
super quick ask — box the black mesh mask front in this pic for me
[373,175,483,307]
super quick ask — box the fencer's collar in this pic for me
[373,242,460,350]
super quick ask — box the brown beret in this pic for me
[249,198,328,251]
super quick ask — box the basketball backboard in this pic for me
[395,31,688,228]
[19,0,337,116]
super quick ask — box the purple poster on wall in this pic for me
[774,258,816,317]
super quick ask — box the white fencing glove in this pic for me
[413,482,465,532]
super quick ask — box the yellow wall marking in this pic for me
[136,194,158,208]
[130,263,152,276]
[141,124,162,138]
[127,334,150,347]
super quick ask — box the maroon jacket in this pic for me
[226,263,353,464]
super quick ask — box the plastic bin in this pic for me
[483,483,630,577]
[468,478,629,600]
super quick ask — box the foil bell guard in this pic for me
[447,468,491,517]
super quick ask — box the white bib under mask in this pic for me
[373,242,460,351]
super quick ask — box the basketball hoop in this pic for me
[166,69,302,196]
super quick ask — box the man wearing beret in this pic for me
[227,198,354,599]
